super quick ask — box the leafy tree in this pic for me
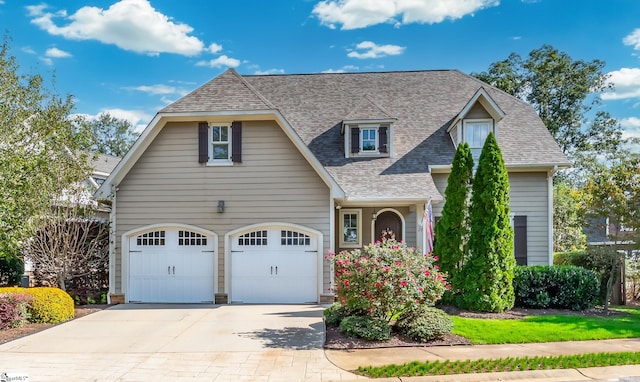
[553,183,587,252]
[433,142,473,300]
[78,112,138,157]
[583,153,640,310]
[473,45,612,160]
[458,133,515,312]
[0,37,91,265]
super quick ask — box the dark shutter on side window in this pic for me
[514,215,528,266]
[350,127,360,154]
[378,126,388,153]
[198,122,208,163]
[231,121,242,163]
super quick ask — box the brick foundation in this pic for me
[319,294,336,305]
[109,293,125,304]
[214,293,228,304]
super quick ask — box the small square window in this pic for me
[339,209,362,248]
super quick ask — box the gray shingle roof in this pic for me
[92,153,120,174]
[161,69,569,201]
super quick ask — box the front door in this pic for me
[375,211,403,242]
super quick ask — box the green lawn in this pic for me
[452,307,640,344]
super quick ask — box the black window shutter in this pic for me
[378,126,388,153]
[514,215,527,266]
[231,121,242,163]
[350,127,360,154]
[198,122,209,163]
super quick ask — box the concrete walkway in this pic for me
[0,304,364,382]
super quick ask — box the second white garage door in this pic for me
[230,228,318,303]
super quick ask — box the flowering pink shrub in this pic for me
[328,238,448,321]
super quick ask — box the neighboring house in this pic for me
[95,69,570,305]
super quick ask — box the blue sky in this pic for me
[2,0,640,144]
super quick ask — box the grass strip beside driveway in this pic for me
[357,351,640,378]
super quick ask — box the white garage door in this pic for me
[231,228,318,303]
[129,228,215,303]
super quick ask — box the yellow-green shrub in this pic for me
[0,287,74,323]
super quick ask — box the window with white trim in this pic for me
[178,231,207,246]
[360,128,378,153]
[238,230,268,246]
[136,231,165,246]
[281,230,311,246]
[463,119,492,160]
[210,124,231,162]
[339,209,362,248]
[347,124,390,157]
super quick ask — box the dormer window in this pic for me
[447,87,505,161]
[360,127,378,153]
[464,119,492,160]
[344,123,392,158]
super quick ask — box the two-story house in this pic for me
[95,69,569,304]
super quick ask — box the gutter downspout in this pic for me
[107,184,117,304]
[548,165,558,265]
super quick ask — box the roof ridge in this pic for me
[344,94,396,121]
[229,68,276,109]
[243,69,458,77]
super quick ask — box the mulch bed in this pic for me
[324,305,627,350]
[0,304,108,345]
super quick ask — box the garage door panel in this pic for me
[231,228,318,303]
[129,228,215,303]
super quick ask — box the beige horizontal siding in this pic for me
[114,120,331,297]
[431,171,550,265]
[509,172,550,265]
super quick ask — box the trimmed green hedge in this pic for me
[514,265,599,311]
[339,316,391,341]
[395,305,453,342]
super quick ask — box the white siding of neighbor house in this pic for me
[431,171,550,265]
[114,120,331,296]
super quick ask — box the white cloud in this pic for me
[623,28,640,50]
[80,108,154,133]
[254,68,285,75]
[124,84,190,96]
[40,57,53,66]
[602,68,640,100]
[45,47,72,58]
[312,0,500,30]
[26,0,207,56]
[22,46,36,55]
[620,117,640,141]
[322,65,359,73]
[208,43,223,54]
[347,41,405,59]
[196,55,240,68]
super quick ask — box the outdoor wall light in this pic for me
[217,200,225,213]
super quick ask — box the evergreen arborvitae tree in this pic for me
[458,133,515,312]
[433,142,473,301]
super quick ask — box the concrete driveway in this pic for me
[0,304,363,382]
